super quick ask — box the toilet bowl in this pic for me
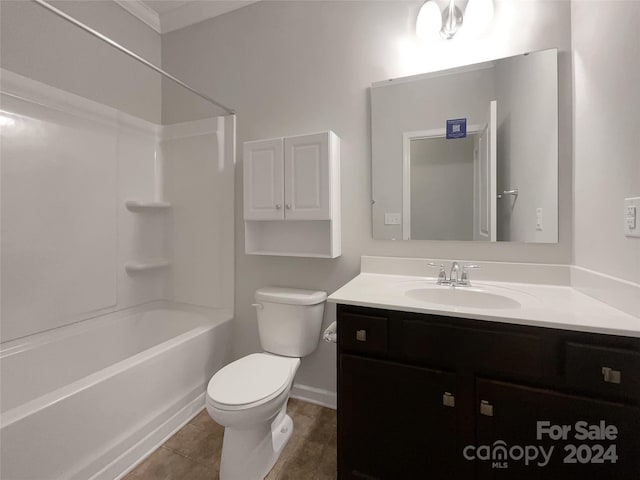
[207,353,300,480]
[206,287,326,480]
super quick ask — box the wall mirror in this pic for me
[371,48,558,242]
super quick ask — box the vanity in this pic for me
[328,259,640,480]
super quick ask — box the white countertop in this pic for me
[328,273,640,338]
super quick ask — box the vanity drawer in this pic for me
[399,320,457,367]
[339,311,388,356]
[564,342,640,400]
[400,318,553,379]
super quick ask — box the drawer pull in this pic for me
[356,329,367,342]
[480,400,494,417]
[442,392,455,408]
[602,367,622,384]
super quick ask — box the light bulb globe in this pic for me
[416,1,442,41]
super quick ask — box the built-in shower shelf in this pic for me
[125,259,170,273]
[125,200,172,211]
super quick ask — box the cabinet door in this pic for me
[339,354,459,480]
[475,378,640,480]
[284,132,332,220]
[243,138,284,220]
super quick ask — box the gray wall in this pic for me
[0,0,162,123]
[572,1,640,284]
[162,0,573,395]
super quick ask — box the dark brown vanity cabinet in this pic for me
[340,354,460,479]
[336,304,640,480]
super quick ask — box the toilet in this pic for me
[206,286,327,480]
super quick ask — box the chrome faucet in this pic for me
[449,262,460,285]
[428,261,479,286]
[460,264,479,286]
[427,262,448,285]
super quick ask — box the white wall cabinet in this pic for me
[243,131,340,258]
[243,138,284,220]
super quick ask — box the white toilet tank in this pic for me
[254,287,327,357]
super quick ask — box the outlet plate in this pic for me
[624,197,640,238]
[384,213,402,225]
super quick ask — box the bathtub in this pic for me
[0,302,233,480]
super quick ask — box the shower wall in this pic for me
[1,1,234,343]
[163,118,235,312]
[1,70,168,342]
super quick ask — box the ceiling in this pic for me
[141,1,194,15]
[115,0,259,34]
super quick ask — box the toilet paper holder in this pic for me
[323,321,337,343]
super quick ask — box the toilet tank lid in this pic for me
[255,287,327,305]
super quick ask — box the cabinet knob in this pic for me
[442,392,455,408]
[480,400,494,417]
[602,367,622,384]
[356,329,367,342]
[286,204,292,209]
[275,204,282,210]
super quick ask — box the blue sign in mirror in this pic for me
[446,118,467,139]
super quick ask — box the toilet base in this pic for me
[219,406,293,480]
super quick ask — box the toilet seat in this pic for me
[207,353,298,411]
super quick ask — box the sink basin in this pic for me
[405,286,523,309]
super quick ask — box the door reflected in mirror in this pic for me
[371,48,558,243]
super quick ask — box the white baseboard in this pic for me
[571,266,640,318]
[290,383,337,410]
[93,393,206,480]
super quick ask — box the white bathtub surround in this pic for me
[0,69,164,342]
[163,115,235,312]
[0,69,235,342]
[329,256,640,337]
[0,303,233,480]
[1,69,123,341]
[1,69,235,480]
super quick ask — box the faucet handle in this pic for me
[460,264,479,286]
[427,262,448,284]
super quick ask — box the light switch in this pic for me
[624,197,640,238]
[384,213,401,225]
[536,208,543,231]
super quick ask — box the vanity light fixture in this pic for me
[416,0,494,41]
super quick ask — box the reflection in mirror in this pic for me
[371,48,558,243]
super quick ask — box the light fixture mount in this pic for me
[440,0,464,39]
[416,0,494,41]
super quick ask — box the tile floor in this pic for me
[123,399,337,480]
